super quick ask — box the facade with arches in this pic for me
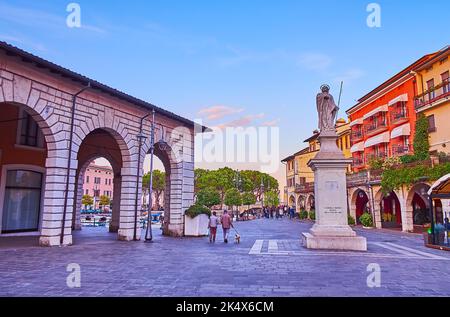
[0,42,204,246]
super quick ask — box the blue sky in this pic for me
[1,0,449,188]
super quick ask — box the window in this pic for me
[86,176,89,184]
[105,178,108,185]
[427,79,435,100]
[94,177,101,184]
[18,111,44,148]
[2,170,42,233]
[442,71,449,94]
[85,189,89,195]
[428,115,436,133]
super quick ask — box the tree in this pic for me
[82,194,93,208]
[197,187,221,208]
[413,113,430,160]
[265,190,280,207]
[242,192,257,209]
[224,188,242,211]
[142,170,166,210]
[99,195,111,210]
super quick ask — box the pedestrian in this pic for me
[220,210,233,243]
[208,211,219,243]
[278,206,283,219]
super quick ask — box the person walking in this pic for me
[208,211,219,243]
[221,210,233,243]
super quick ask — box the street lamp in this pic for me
[145,109,156,242]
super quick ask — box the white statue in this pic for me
[316,84,339,133]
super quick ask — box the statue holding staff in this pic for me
[316,84,339,133]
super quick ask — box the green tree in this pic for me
[142,170,166,209]
[264,190,280,207]
[82,194,93,208]
[224,188,242,211]
[241,191,257,209]
[99,195,111,210]
[196,187,221,208]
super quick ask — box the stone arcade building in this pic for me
[0,42,206,246]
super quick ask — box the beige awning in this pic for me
[363,105,388,120]
[349,118,364,127]
[390,123,411,139]
[388,93,408,106]
[350,142,365,153]
[364,131,390,148]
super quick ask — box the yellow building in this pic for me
[414,46,450,155]
[282,118,352,210]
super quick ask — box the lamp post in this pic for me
[145,109,156,242]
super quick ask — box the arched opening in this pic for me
[354,190,369,224]
[306,195,315,211]
[380,191,402,229]
[407,183,431,228]
[289,195,296,209]
[0,102,49,238]
[297,195,306,211]
[72,128,125,242]
[141,152,166,238]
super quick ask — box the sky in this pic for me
[1,0,449,194]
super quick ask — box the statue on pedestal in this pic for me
[316,84,339,133]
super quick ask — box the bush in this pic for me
[308,210,316,221]
[185,204,211,218]
[348,215,356,226]
[299,210,308,220]
[359,213,373,227]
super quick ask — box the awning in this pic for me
[364,131,390,148]
[363,105,388,120]
[350,142,365,153]
[390,123,411,139]
[388,93,408,106]
[349,118,363,127]
[428,174,450,196]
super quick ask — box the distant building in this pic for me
[82,162,114,209]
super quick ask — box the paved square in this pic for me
[1,218,449,297]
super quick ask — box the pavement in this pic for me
[0,218,449,297]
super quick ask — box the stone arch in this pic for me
[350,188,370,224]
[288,195,296,208]
[306,194,315,212]
[406,183,432,226]
[297,195,306,211]
[72,127,136,242]
[374,187,402,229]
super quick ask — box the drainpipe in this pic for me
[60,82,91,245]
[133,112,152,241]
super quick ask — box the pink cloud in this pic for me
[261,119,281,127]
[198,105,244,121]
[216,113,265,129]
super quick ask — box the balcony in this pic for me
[390,109,409,125]
[365,152,387,164]
[346,170,382,187]
[364,121,388,136]
[352,157,365,168]
[415,78,450,110]
[392,144,412,157]
[351,130,364,142]
[295,182,314,194]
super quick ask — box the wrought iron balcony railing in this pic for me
[415,78,450,109]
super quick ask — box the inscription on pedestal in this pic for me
[325,181,339,191]
[324,206,343,214]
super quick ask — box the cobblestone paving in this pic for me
[0,218,449,297]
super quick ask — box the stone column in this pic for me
[109,175,121,233]
[302,131,367,251]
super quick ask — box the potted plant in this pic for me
[184,204,211,237]
[299,210,308,220]
[308,210,316,221]
[348,215,356,226]
[423,227,433,245]
[359,212,374,229]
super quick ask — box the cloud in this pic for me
[0,34,47,52]
[333,68,365,85]
[261,119,281,127]
[198,105,244,121]
[217,113,265,129]
[297,53,332,71]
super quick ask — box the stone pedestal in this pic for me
[302,131,367,251]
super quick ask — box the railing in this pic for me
[415,78,450,109]
[346,170,383,186]
[295,182,314,193]
[390,109,409,124]
[351,130,364,142]
[365,152,387,164]
[392,144,412,156]
[352,157,365,167]
[365,121,388,135]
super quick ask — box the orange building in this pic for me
[347,53,437,171]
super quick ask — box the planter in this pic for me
[184,214,209,237]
